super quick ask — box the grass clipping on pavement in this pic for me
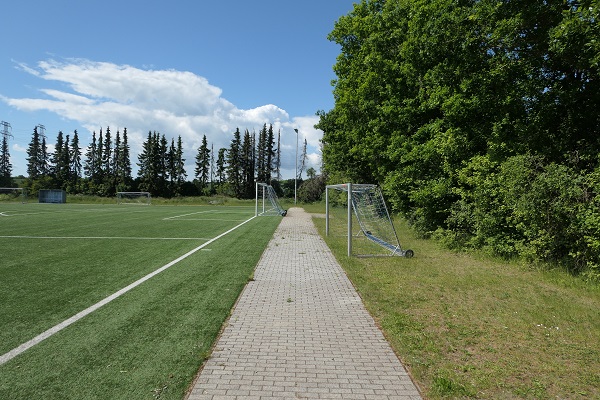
[312,210,600,399]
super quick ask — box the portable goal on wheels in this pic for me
[255,182,286,216]
[0,187,28,203]
[326,183,414,257]
[117,192,151,205]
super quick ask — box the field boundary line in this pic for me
[0,215,257,366]
[0,235,213,241]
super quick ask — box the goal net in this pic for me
[255,183,286,216]
[117,192,151,205]
[326,183,413,257]
[0,188,28,203]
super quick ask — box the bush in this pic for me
[444,153,600,280]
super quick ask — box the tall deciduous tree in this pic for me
[318,0,600,274]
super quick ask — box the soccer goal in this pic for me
[0,187,28,203]
[255,182,286,216]
[326,183,414,257]
[117,192,151,205]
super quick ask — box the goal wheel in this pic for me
[403,249,414,258]
[281,210,287,217]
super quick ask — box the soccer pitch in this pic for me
[0,203,281,399]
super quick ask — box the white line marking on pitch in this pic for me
[163,210,214,220]
[0,215,257,366]
[0,236,213,241]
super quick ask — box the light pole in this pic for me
[294,128,298,205]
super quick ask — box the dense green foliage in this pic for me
[317,0,600,279]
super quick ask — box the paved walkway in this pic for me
[186,208,422,400]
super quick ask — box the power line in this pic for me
[1,121,13,140]
[36,124,46,139]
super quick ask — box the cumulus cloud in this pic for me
[4,58,323,178]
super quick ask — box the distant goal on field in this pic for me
[0,187,28,203]
[117,192,151,205]
[326,183,413,258]
[255,182,286,216]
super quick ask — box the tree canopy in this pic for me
[318,0,600,279]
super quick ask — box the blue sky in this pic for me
[0,0,356,179]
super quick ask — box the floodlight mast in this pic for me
[294,128,299,205]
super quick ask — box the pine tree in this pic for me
[195,135,210,193]
[0,135,12,187]
[102,127,113,194]
[216,148,227,186]
[95,128,104,184]
[62,133,71,189]
[241,129,255,198]
[113,129,121,189]
[175,135,186,194]
[26,126,42,179]
[137,131,167,196]
[227,128,243,198]
[256,124,267,183]
[70,130,82,189]
[83,130,97,180]
[51,131,69,188]
[158,134,168,197]
[266,124,275,183]
[137,131,153,193]
[168,138,177,195]
[119,128,132,188]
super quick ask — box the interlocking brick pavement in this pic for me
[186,207,422,400]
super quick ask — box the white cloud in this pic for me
[3,58,325,178]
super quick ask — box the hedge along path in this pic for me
[0,215,256,366]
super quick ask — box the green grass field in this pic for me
[309,204,600,399]
[0,202,280,399]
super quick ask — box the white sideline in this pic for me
[0,235,213,241]
[0,215,257,366]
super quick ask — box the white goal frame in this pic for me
[325,183,413,257]
[0,187,28,203]
[255,182,286,216]
[116,191,151,205]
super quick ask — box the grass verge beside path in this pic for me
[309,206,600,399]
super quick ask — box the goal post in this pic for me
[116,192,151,205]
[326,183,414,258]
[255,182,286,217]
[0,187,28,203]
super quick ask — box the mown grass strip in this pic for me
[310,204,600,399]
